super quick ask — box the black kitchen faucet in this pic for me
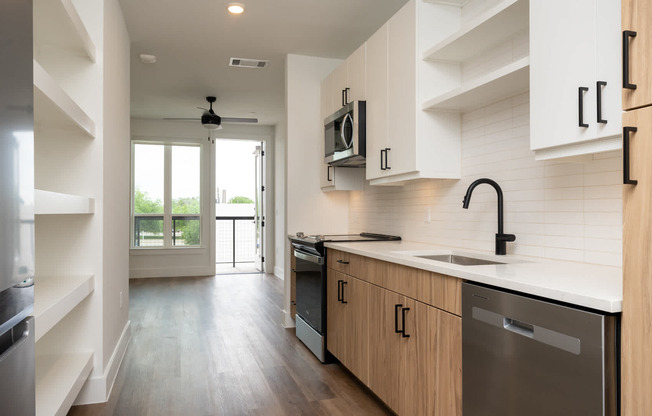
[462,178,516,255]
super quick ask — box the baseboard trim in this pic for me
[280,309,295,328]
[129,266,214,278]
[74,321,131,405]
[274,266,284,280]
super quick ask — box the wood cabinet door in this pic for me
[326,269,345,359]
[622,106,652,416]
[342,276,369,384]
[368,285,403,412]
[386,0,416,176]
[623,0,652,110]
[347,43,366,102]
[530,0,597,151]
[365,23,388,180]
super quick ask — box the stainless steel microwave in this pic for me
[324,100,366,167]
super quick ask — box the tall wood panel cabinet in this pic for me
[621,2,652,413]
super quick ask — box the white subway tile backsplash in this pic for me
[350,93,622,267]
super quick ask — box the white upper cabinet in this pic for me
[365,23,389,181]
[530,0,622,160]
[347,44,367,103]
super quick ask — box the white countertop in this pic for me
[323,240,623,313]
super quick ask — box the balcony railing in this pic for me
[216,216,256,267]
[133,214,200,247]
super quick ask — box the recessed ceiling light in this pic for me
[227,3,244,14]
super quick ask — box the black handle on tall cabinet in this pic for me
[394,304,403,334]
[597,81,607,124]
[340,281,347,304]
[578,87,589,128]
[337,280,343,302]
[624,126,638,185]
[623,30,637,90]
[401,307,410,338]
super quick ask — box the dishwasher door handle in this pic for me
[0,319,31,362]
[503,318,534,338]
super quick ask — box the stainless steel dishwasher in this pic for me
[463,282,618,416]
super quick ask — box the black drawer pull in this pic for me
[578,86,589,128]
[401,307,410,338]
[623,30,637,90]
[624,126,638,185]
[394,304,403,334]
[597,81,607,124]
[336,259,349,265]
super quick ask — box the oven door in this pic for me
[294,249,326,334]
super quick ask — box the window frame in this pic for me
[131,139,204,249]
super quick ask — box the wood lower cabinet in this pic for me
[326,269,369,384]
[622,106,652,415]
[326,249,462,415]
[368,285,462,416]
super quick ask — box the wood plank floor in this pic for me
[67,274,393,416]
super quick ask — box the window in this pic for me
[132,142,202,248]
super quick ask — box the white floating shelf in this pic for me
[35,189,95,215]
[33,60,96,138]
[34,275,95,342]
[422,0,528,62]
[33,0,96,62]
[422,57,529,112]
[36,351,94,416]
[423,0,470,5]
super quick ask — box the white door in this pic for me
[253,144,264,271]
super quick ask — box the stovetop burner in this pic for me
[289,232,401,255]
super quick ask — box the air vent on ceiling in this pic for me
[229,57,269,68]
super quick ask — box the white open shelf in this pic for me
[33,60,96,138]
[36,351,94,416]
[34,275,95,342]
[33,0,96,62]
[422,0,528,62]
[35,189,95,215]
[422,57,529,112]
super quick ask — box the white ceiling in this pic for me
[118,0,408,126]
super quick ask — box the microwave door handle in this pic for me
[341,113,354,148]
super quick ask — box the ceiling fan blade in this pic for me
[221,117,258,123]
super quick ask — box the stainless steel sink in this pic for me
[416,254,506,266]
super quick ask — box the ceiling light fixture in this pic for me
[227,3,244,14]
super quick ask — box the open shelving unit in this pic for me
[422,0,528,62]
[33,61,96,138]
[420,0,529,114]
[422,57,529,112]
[33,0,101,414]
[34,275,95,341]
[35,189,95,215]
[35,352,94,416]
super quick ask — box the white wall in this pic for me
[283,54,346,326]
[274,119,287,279]
[129,119,275,278]
[350,92,623,267]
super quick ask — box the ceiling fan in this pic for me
[164,96,258,130]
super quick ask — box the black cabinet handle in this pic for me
[597,81,607,124]
[336,259,349,265]
[337,280,343,302]
[401,307,410,338]
[385,148,391,170]
[341,281,347,304]
[341,89,345,107]
[327,165,332,182]
[344,87,350,105]
[623,30,637,90]
[624,126,638,185]
[578,87,589,128]
[380,149,386,171]
[394,304,403,334]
